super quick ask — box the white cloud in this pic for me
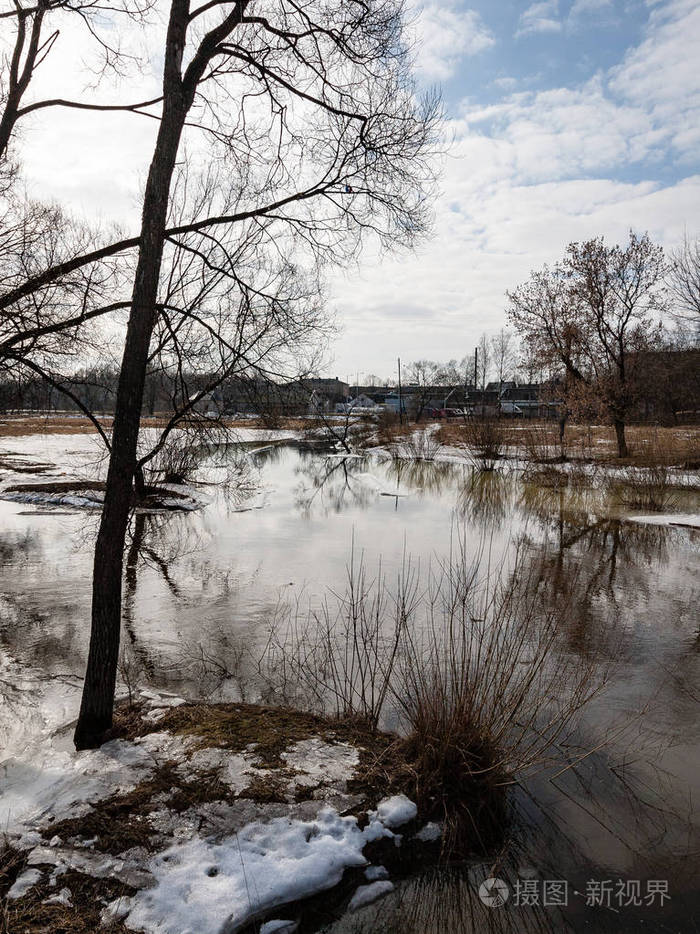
[412,3,495,82]
[608,0,700,160]
[569,0,614,17]
[8,0,700,377]
[516,0,562,37]
[327,0,700,373]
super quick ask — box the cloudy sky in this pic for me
[329,0,700,381]
[16,0,700,382]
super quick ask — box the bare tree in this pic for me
[0,0,157,171]
[490,327,514,390]
[668,233,700,331]
[70,0,440,747]
[507,231,667,457]
[477,331,491,392]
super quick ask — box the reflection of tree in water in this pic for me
[385,457,462,497]
[456,469,514,528]
[516,485,670,656]
[293,453,375,516]
[0,527,89,673]
[187,442,261,513]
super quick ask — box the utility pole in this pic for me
[474,346,479,417]
[397,356,403,425]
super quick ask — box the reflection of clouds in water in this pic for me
[1,443,699,921]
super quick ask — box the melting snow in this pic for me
[369,794,417,829]
[121,804,398,934]
[415,821,442,842]
[629,513,700,529]
[364,864,389,881]
[7,869,43,899]
[348,880,395,911]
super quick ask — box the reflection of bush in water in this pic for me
[457,469,512,526]
[385,457,461,496]
[606,465,679,512]
[339,867,564,934]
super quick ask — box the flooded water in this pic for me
[1,436,699,931]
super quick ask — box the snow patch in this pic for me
[414,821,441,842]
[348,880,394,911]
[369,794,417,829]
[259,921,298,934]
[122,805,396,934]
[0,732,195,835]
[43,886,73,907]
[629,513,700,529]
[7,868,43,899]
[364,864,389,881]
[281,738,360,793]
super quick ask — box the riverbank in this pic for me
[1,697,443,934]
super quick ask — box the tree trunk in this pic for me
[614,418,628,458]
[74,2,190,749]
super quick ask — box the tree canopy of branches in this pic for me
[506,231,667,457]
[2,0,443,748]
[668,233,700,330]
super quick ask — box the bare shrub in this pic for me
[607,465,678,512]
[374,409,404,449]
[520,422,564,464]
[521,464,569,490]
[401,428,443,461]
[258,546,418,726]
[257,535,605,841]
[462,418,505,470]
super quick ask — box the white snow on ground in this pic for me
[281,738,360,793]
[414,821,442,842]
[364,865,389,881]
[259,921,298,934]
[629,513,700,528]
[0,489,105,508]
[120,804,400,934]
[1,674,420,932]
[369,794,417,829]
[348,880,395,912]
[0,486,203,512]
[7,869,43,899]
[0,728,199,837]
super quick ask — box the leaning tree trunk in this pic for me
[73,6,190,749]
[613,418,628,458]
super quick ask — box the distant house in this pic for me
[335,393,378,413]
[382,393,409,415]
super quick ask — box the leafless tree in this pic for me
[668,233,700,331]
[490,327,514,390]
[0,0,157,171]
[476,331,491,392]
[507,231,666,457]
[68,0,440,747]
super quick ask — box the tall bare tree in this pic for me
[68,0,439,747]
[507,231,666,457]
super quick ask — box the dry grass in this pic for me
[0,412,312,439]
[435,419,700,469]
[258,537,605,853]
